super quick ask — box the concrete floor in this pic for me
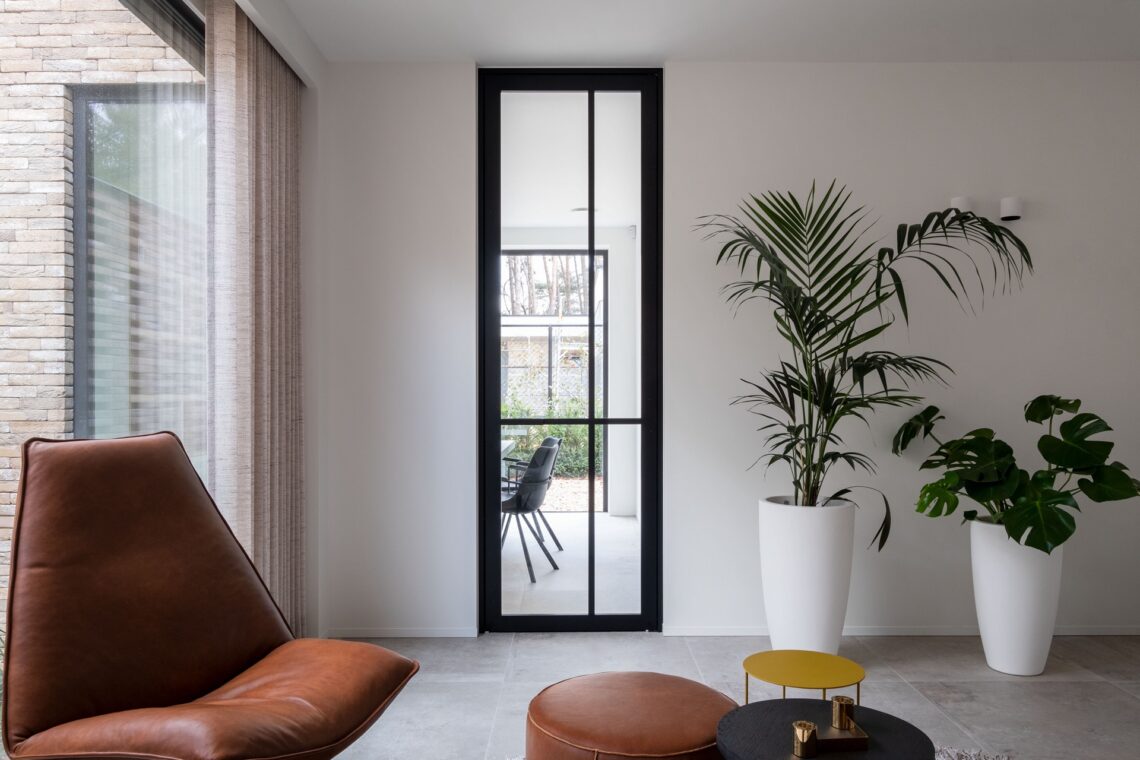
[341,633,1140,760]
[500,512,640,615]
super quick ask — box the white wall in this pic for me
[305,59,1140,637]
[663,61,1140,635]
[311,62,478,637]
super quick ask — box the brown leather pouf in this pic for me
[526,671,737,760]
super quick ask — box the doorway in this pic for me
[479,69,662,632]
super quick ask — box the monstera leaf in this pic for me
[1038,412,1113,470]
[1024,395,1080,424]
[1078,463,1140,502]
[924,431,1015,484]
[1002,487,1078,553]
[963,465,1024,504]
[915,473,960,517]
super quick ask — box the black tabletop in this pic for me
[718,699,935,760]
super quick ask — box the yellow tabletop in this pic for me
[742,649,865,704]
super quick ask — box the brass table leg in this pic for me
[744,673,749,705]
[856,681,861,705]
[822,688,827,700]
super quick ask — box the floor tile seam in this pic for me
[1106,680,1140,704]
[904,679,996,755]
[682,637,710,686]
[501,631,520,681]
[484,633,518,760]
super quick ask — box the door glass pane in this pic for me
[500,92,589,420]
[499,424,588,615]
[500,91,589,615]
[501,251,591,419]
[595,423,642,614]
[593,92,641,419]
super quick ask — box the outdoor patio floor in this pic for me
[500,511,640,616]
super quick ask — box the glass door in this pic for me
[480,70,661,632]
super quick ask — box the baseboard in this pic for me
[321,624,1140,638]
[664,624,1140,636]
[662,625,984,636]
[325,626,479,638]
[1053,625,1140,635]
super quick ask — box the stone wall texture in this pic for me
[0,0,201,621]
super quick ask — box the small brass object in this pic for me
[831,695,855,730]
[792,720,819,758]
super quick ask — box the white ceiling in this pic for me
[282,0,1140,64]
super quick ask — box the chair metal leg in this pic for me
[536,509,563,551]
[516,513,536,583]
[521,514,558,571]
[501,513,512,548]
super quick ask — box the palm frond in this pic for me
[700,182,1032,547]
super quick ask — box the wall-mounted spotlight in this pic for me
[950,196,973,213]
[1000,196,1022,221]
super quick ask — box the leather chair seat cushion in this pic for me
[11,639,419,760]
[526,671,737,760]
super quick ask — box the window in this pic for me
[73,82,208,469]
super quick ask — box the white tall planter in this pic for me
[971,520,1064,676]
[758,497,855,654]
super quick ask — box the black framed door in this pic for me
[479,69,662,632]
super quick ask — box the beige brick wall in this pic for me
[0,0,202,622]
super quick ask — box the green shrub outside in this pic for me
[501,395,600,479]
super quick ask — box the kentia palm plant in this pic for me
[699,181,1032,653]
[700,181,1032,541]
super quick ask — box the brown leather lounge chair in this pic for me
[3,432,418,760]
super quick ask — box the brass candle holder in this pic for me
[831,695,855,730]
[789,697,869,756]
[792,720,819,758]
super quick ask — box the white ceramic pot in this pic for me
[971,520,1064,676]
[758,497,855,654]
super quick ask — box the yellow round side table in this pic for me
[742,649,865,705]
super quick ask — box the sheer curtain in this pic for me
[205,0,305,633]
[76,86,208,471]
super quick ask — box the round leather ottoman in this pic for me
[526,671,738,760]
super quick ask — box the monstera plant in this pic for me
[893,395,1140,552]
[894,395,1139,675]
[699,180,1031,654]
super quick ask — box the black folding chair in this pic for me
[503,436,564,551]
[501,445,559,583]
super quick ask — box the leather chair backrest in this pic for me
[3,433,293,749]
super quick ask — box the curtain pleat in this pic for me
[206,0,305,634]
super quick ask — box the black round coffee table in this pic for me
[718,698,934,760]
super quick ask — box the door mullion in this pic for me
[586,88,596,618]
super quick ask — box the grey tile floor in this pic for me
[341,633,1140,760]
